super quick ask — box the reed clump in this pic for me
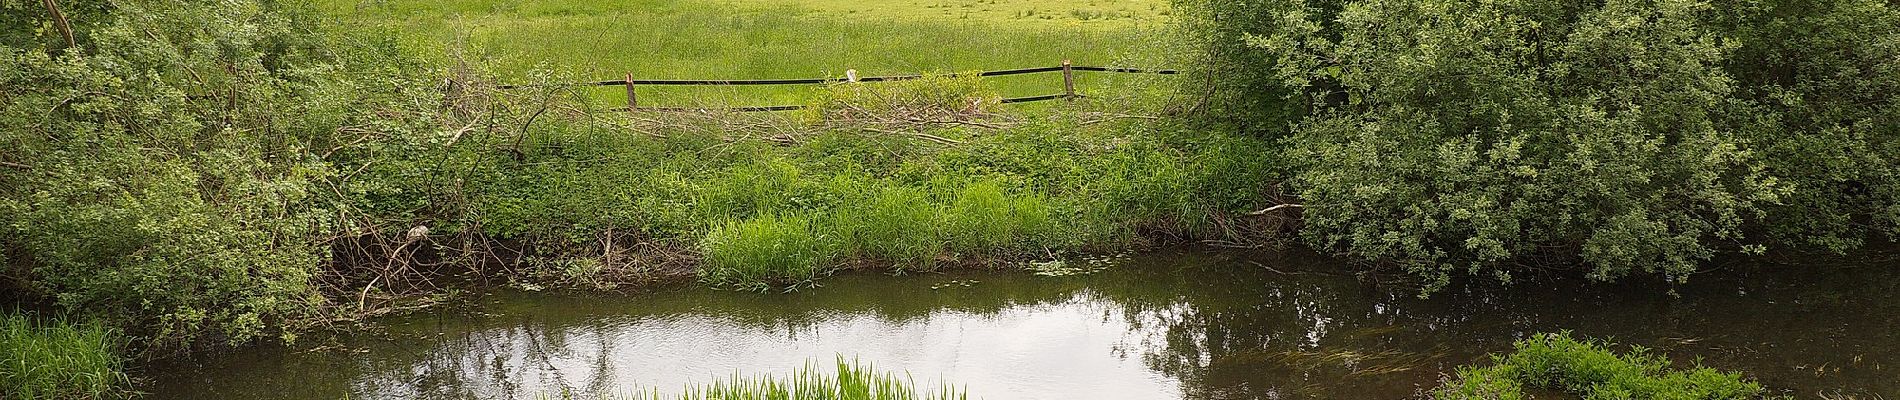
[1,312,130,400]
[556,358,968,400]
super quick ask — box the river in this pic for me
[145,248,1899,399]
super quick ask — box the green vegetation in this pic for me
[1184,0,1900,292]
[0,0,434,348]
[0,0,1256,346]
[2,312,130,400]
[494,111,1272,291]
[701,214,838,290]
[555,358,967,400]
[312,0,1177,103]
[1433,332,1774,400]
[5,0,1897,396]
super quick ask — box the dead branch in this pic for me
[42,0,76,52]
[859,127,963,145]
[1248,203,1306,216]
[1080,113,1161,125]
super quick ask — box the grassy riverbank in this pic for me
[2,0,1259,383]
[476,109,1277,291]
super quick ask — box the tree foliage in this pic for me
[0,0,446,347]
[1187,0,1900,291]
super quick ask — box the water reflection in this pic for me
[146,249,1900,399]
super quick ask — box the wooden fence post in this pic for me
[624,73,638,110]
[1061,60,1076,102]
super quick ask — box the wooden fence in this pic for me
[498,60,1179,112]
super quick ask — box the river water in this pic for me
[146,248,1899,399]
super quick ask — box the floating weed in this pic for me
[1028,252,1129,277]
[928,279,982,290]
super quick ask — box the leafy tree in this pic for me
[1187,0,1899,291]
[1257,0,1781,291]
[0,0,447,347]
[1711,0,1900,254]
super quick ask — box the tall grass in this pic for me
[559,358,968,400]
[1,312,130,400]
[700,213,842,291]
[833,187,943,270]
[943,181,1052,255]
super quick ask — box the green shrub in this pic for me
[700,214,841,291]
[1184,0,1900,292]
[1,313,129,400]
[1168,0,1314,134]
[1433,332,1774,400]
[0,0,441,346]
[1712,0,1900,253]
[695,157,814,220]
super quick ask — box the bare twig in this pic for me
[1248,203,1306,216]
[321,126,381,159]
[859,127,963,145]
[443,118,480,147]
[1079,113,1161,125]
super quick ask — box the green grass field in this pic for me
[316,0,1178,106]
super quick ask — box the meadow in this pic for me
[314,0,1179,105]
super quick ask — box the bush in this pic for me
[1185,0,1900,292]
[1712,0,1900,253]
[1,313,130,400]
[1433,332,1774,400]
[0,0,410,346]
[700,214,841,291]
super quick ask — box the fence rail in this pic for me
[497,60,1179,112]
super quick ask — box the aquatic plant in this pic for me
[1,312,129,400]
[1433,332,1776,400]
[553,358,968,400]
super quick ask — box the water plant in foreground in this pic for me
[1433,332,1777,400]
[550,358,968,400]
[1,312,130,400]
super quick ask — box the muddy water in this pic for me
[146,249,1900,399]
